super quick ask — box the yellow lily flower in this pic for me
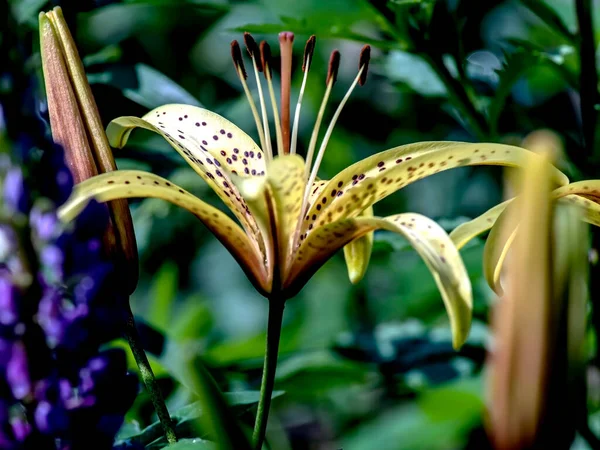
[57,33,568,351]
[450,139,600,296]
[54,32,573,449]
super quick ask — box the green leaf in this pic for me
[520,0,574,41]
[148,261,179,333]
[77,2,227,47]
[114,420,142,442]
[116,391,275,447]
[275,351,372,399]
[342,377,483,450]
[181,357,253,450]
[385,50,446,96]
[9,0,47,24]
[88,63,202,109]
[162,438,216,449]
[488,46,576,131]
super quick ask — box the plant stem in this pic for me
[252,299,285,449]
[124,304,177,444]
[576,0,598,157]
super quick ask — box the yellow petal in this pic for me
[106,107,264,240]
[302,142,569,236]
[267,155,307,268]
[482,205,518,295]
[58,170,268,294]
[450,199,513,250]
[463,185,600,294]
[287,213,472,349]
[343,206,374,284]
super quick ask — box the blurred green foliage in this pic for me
[6,0,600,448]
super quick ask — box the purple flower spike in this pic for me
[3,168,29,213]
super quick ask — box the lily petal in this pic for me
[302,142,569,236]
[106,105,264,241]
[58,170,268,293]
[286,213,472,349]
[343,206,374,284]
[482,193,600,295]
[482,205,518,295]
[267,155,307,268]
[235,155,307,284]
[450,200,513,250]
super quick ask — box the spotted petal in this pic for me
[343,206,374,284]
[58,170,268,294]
[286,213,472,349]
[106,105,265,240]
[302,142,569,236]
[482,193,600,295]
[450,200,513,250]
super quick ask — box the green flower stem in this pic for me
[252,299,285,450]
[124,305,177,444]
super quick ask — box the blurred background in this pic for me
[4,0,600,448]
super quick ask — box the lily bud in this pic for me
[486,130,587,449]
[39,7,138,294]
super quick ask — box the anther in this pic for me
[260,41,272,79]
[358,45,371,86]
[326,50,341,86]
[244,32,263,72]
[302,35,316,72]
[230,40,247,79]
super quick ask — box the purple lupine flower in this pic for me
[0,142,138,449]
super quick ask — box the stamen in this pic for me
[304,50,339,178]
[244,32,263,71]
[244,33,273,160]
[231,40,268,155]
[358,45,371,86]
[306,47,370,201]
[290,35,316,155]
[230,40,247,79]
[293,50,340,251]
[279,31,294,154]
[260,41,284,157]
[326,50,341,85]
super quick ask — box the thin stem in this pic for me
[251,58,273,160]
[238,67,269,157]
[252,299,285,450]
[290,56,311,155]
[304,80,333,179]
[576,0,598,156]
[306,68,363,197]
[124,305,177,444]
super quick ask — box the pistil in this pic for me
[279,32,294,154]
